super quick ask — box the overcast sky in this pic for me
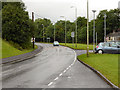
[22,0,120,23]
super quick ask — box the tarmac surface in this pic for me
[2,43,112,89]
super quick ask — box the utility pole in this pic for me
[87,0,89,57]
[92,10,96,52]
[104,14,107,42]
[65,18,67,45]
[60,16,67,45]
[96,32,97,46]
[54,23,55,41]
[32,12,34,49]
[75,8,77,48]
[71,6,77,48]
[42,24,44,42]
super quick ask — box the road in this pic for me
[2,43,111,88]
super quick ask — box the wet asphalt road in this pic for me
[2,43,111,88]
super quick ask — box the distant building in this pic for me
[106,30,120,42]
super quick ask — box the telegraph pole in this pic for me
[32,12,34,49]
[87,0,89,57]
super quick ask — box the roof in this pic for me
[107,31,120,37]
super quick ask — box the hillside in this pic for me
[1,39,36,59]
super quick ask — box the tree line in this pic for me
[2,2,35,49]
[2,2,120,50]
[35,9,120,44]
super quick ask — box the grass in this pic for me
[60,43,94,50]
[78,53,119,87]
[1,39,37,59]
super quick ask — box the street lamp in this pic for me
[87,0,89,57]
[96,32,97,46]
[54,23,56,41]
[60,16,67,45]
[42,24,45,42]
[104,14,107,42]
[92,10,96,52]
[71,6,77,48]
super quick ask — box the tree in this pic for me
[35,18,51,42]
[2,2,34,49]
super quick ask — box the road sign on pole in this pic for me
[71,32,75,47]
[71,32,74,37]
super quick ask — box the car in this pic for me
[53,41,59,46]
[95,42,120,54]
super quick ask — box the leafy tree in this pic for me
[35,18,51,42]
[2,2,34,49]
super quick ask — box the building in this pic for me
[106,31,120,42]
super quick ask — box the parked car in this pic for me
[53,41,59,46]
[95,42,120,54]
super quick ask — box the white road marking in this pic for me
[59,73,63,76]
[54,77,59,81]
[47,48,77,87]
[68,76,71,79]
[63,70,66,73]
[48,82,53,86]
[66,67,69,70]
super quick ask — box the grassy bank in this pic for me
[60,43,94,50]
[1,39,37,59]
[78,54,119,87]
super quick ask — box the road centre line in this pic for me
[63,70,66,73]
[48,48,77,87]
[59,73,63,76]
[54,77,59,81]
[48,82,53,86]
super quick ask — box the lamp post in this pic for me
[104,14,107,42]
[42,24,45,42]
[71,6,77,48]
[60,16,67,45]
[92,10,96,52]
[96,32,97,46]
[54,23,55,41]
[87,0,89,57]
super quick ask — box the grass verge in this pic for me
[1,39,38,59]
[78,53,119,87]
[60,43,94,50]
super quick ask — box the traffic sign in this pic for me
[71,32,74,37]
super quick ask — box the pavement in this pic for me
[1,43,113,89]
[1,45,43,64]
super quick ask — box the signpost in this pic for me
[71,32,75,47]
[47,37,50,43]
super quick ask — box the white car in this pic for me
[53,41,59,46]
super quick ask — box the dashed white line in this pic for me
[63,70,66,73]
[59,73,63,76]
[54,77,59,81]
[66,67,69,70]
[47,48,77,87]
[48,82,53,86]
[69,65,71,68]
